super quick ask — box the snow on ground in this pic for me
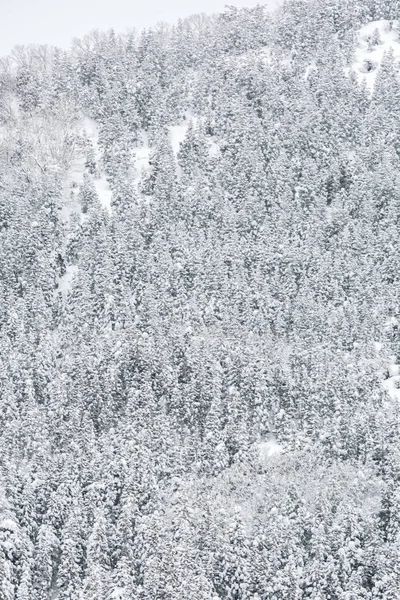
[169,124,189,156]
[94,176,112,211]
[61,118,100,220]
[383,359,400,401]
[304,59,317,80]
[375,326,400,402]
[168,113,222,161]
[258,436,283,464]
[257,46,272,65]
[353,20,400,90]
[60,186,81,224]
[61,140,86,223]
[63,117,112,215]
[64,118,97,190]
[58,265,79,295]
[0,518,19,532]
[109,589,125,600]
[229,45,272,70]
[209,140,221,158]
[82,117,98,144]
[169,113,199,156]
[81,118,112,211]
[133,132,151,184]
[347,150,357,162]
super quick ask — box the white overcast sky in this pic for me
[0,0,276,56]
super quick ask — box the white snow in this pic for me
[383,357,400,401]
[381,319,400,401]
[0,518,19,532]
[62,126,87,223]
[170,113,221,160]
[304,60,317,80]
[133,133,151,183]
[258,436,283,464]
[109,588,125,600]
[94,176,112,211]
[58,265,79,295]
[230,45,272,69]
[383,374,400,401]
[376,337,400,402]
[169,124,189,156]
[65,145,86,188]
[209,140,220,158]
[347,150,357,163]
[353,20,400,90]
[82,117,98,144]
[62,116,112,216]
[81,118,112,211]
[388,362,400,377]
[169,114,199,156]
[257,46,272,65]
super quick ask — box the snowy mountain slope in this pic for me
[384,362,400,401]
[353,19,400,89]
[1,1,400,599]
[80,118,112,211]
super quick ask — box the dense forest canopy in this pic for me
[0,0,400,598]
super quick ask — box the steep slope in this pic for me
[0,1,400,599]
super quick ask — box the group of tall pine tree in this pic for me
[0,0,400,598]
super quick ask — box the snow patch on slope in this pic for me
[94,177,112,211]
[353,20,400,90]
[64,118,98,190]
[133,132,151,183]
[257,46,272,65]
[62,152,85,223]
[305,60,317,80]
[169,124,189,156]
[109,588,125,600]
[169,114,199,156]
[376,323,400,402]
[258,436,283,464]
[383,359,400,401]
[81,118,112,211]
[82,117,98,144]
[209,140,221,158]
[169,114,221,162]
[62,116,112,220]
[0,518,19,533]
[58,265,79,295]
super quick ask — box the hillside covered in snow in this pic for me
[0,0,400,598]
